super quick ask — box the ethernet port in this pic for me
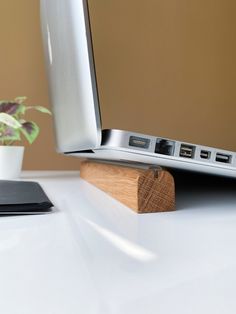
[155,139,175,156]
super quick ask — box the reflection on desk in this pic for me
[0,171,235,314]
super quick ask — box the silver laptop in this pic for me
[40,0,236,178]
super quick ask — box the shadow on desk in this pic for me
[171,170,236,211]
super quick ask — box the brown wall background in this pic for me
[0,0,235,170]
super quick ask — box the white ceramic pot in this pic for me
[0,146,24,180]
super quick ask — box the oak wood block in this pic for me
[80,161,175,213]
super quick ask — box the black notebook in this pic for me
[0,180,53,214]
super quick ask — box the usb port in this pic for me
[129,136,150,149]
[200,150,211,159]
[215,153,232,164]
[179,144,195,158]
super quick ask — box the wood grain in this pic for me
[80,161,175,213]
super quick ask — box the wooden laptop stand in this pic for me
[80,160,175,213]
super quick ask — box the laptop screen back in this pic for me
[40,0,101,153]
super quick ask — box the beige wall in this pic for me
[0,0,235,170]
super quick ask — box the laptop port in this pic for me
[200,150,211,159]
[179,144,195,158]
[155,139,175,156]
[215,153,232,164]
[129,136,150,149]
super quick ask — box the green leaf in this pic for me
[15,96,27,104]
[0,113,22,129]
[0,102,25,115]
[17,104,26,115]
[20,121,39,144]
[0,100,9,105]
[26,106,52,115]
[0,129,21,142]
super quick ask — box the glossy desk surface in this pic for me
[1,171,236,314]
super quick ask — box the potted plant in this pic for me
[0,96,51,179]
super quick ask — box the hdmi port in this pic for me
[215,153,232,164]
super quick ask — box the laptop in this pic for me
[40,0,236,178]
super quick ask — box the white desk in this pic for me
[1,171,236,314]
